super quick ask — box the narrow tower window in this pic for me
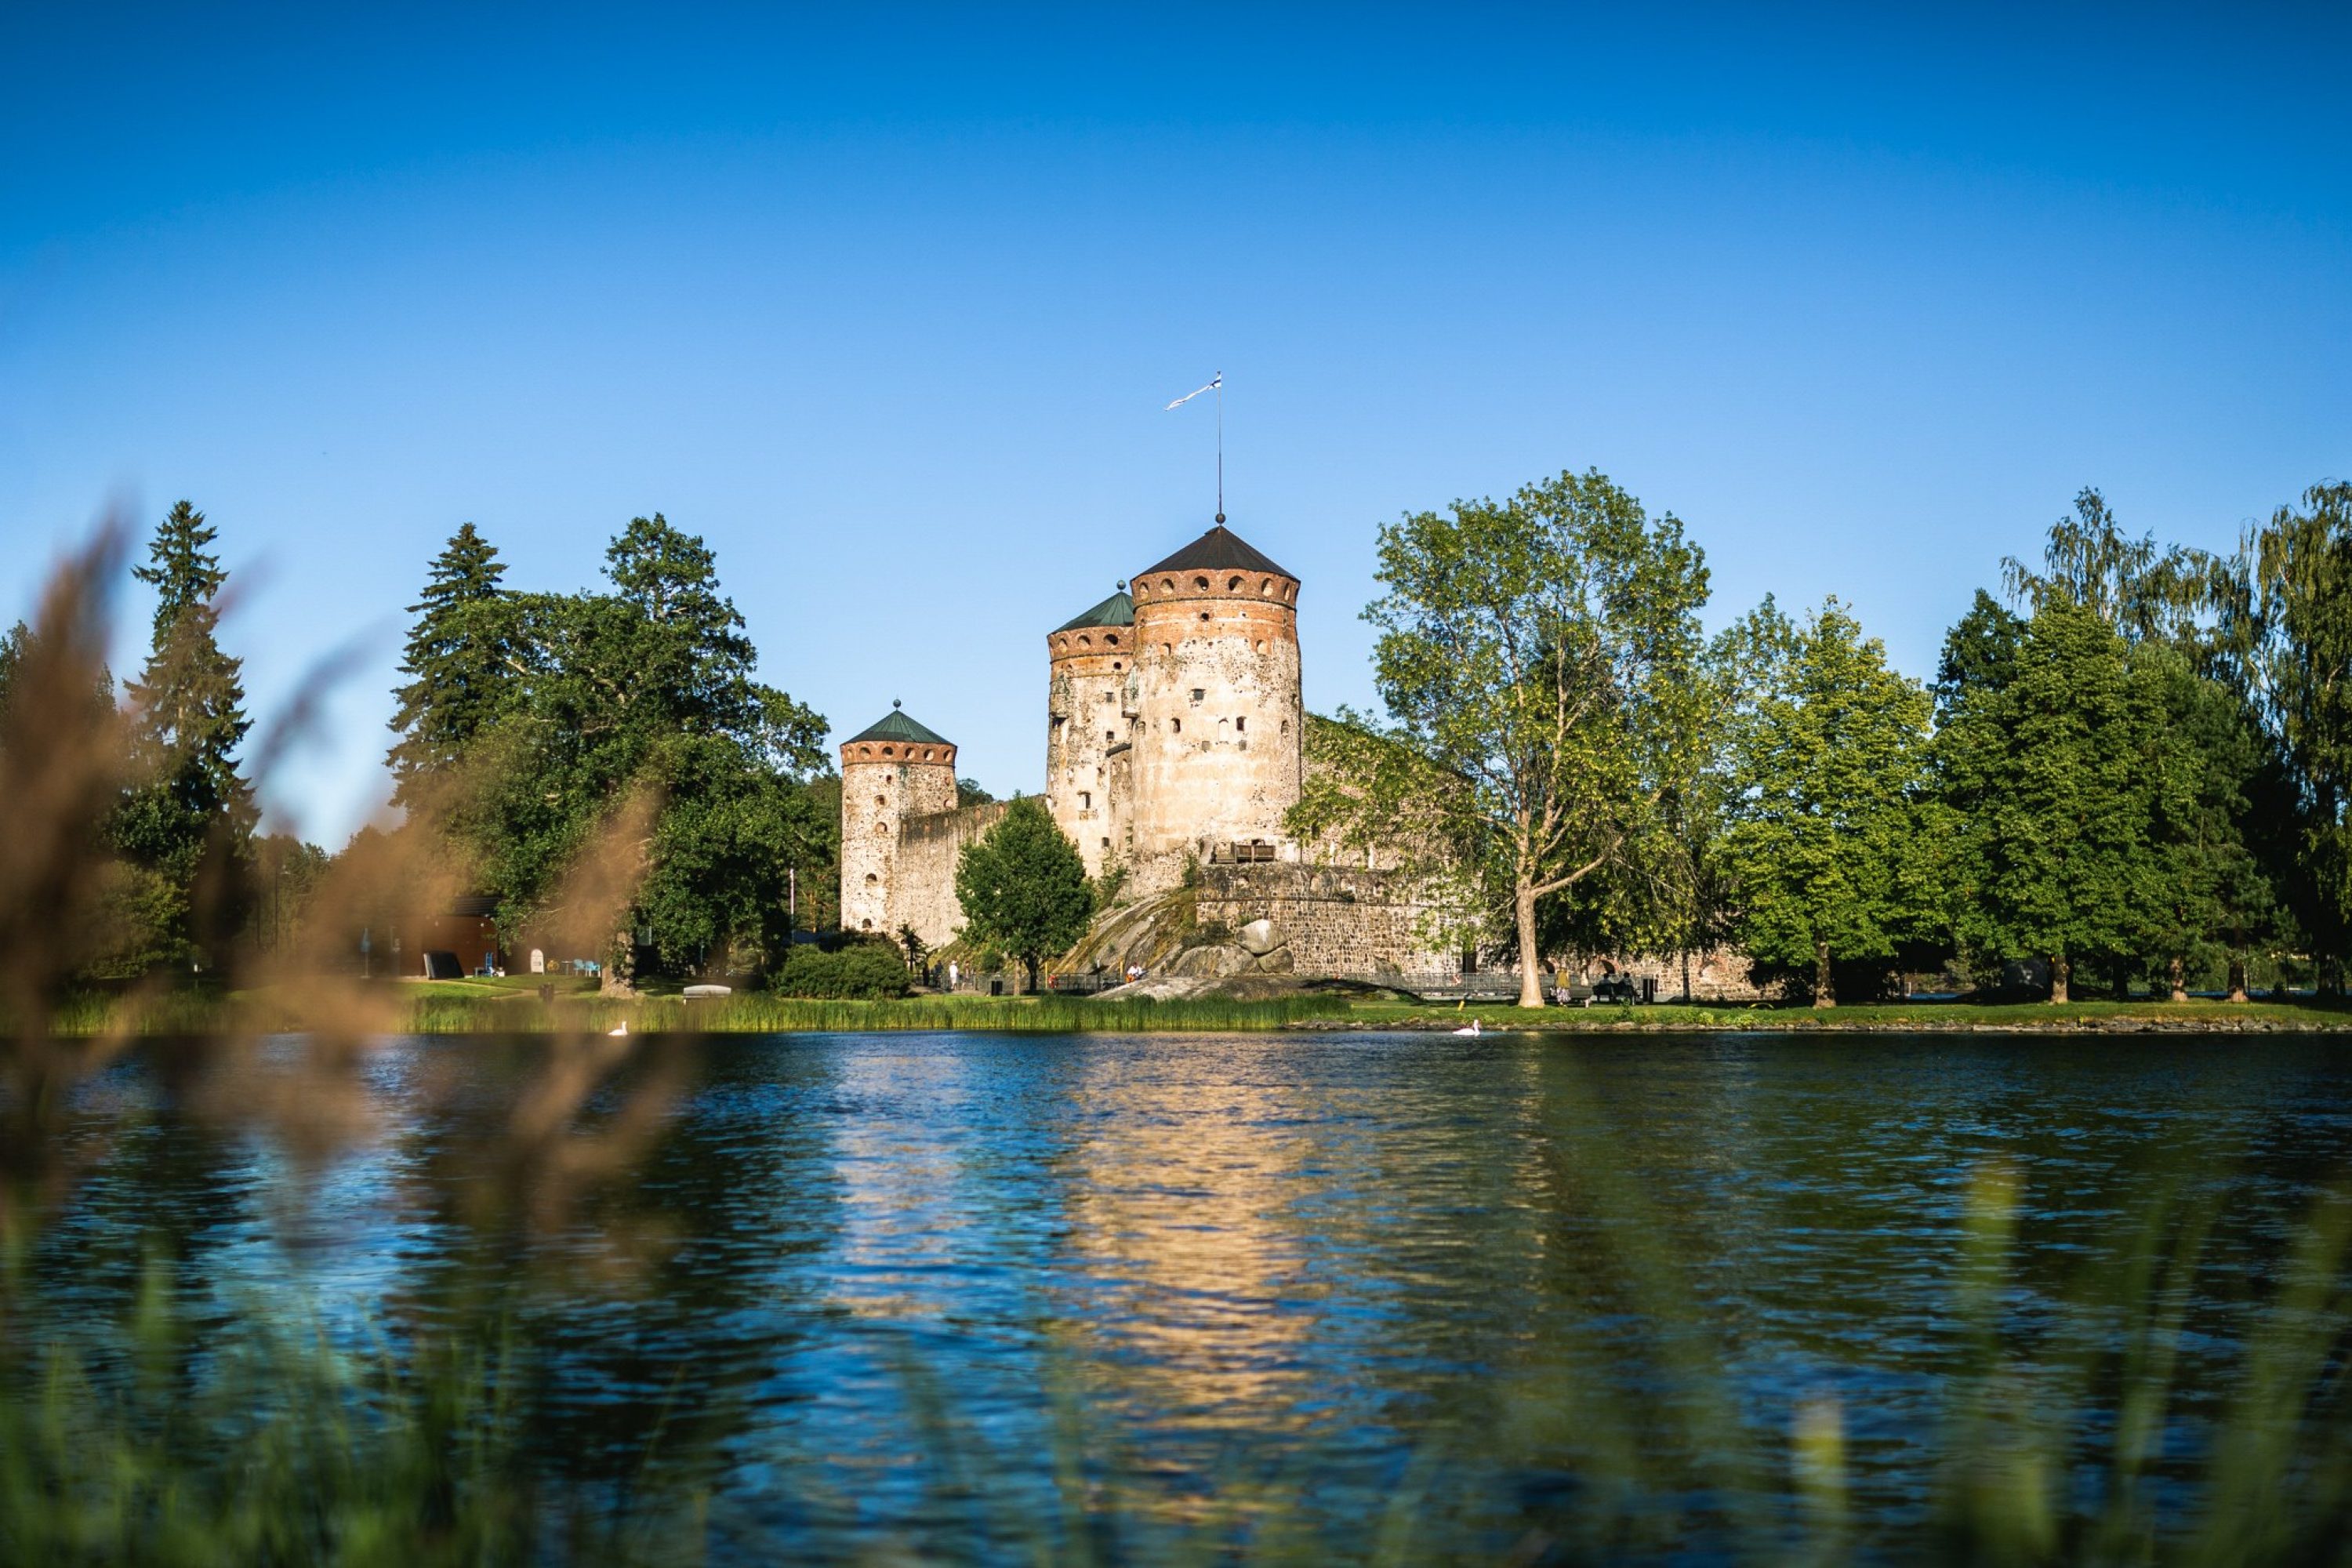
[1236,717,1247,732]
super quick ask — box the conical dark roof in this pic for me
[1138,522,1293,581]
[1054,589,1135,633]
[844,706,953,747]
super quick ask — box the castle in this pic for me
[839,520,1309,951]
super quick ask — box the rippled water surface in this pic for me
[20,1030,2352,1555]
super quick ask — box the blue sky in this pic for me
[4,4,2347,843]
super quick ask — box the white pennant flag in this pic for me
[1164,372,1221,410]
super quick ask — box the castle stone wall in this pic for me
[889,800,1012,950]
[1193,862,1454,975]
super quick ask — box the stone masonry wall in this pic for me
[1192,862,1454,975]
[890,800,1013,951]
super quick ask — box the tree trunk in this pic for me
[2169,953,2187,1004]
[601,930,638,997]
[1681,949,1693,1004]
[2227,956,2248,1004]
[2049,953,2070,1005]
[1813,938,1835,1009]
[1022,954,1040,995]
[1514,876,1545,1008]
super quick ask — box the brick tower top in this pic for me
[839,702,957,771]
[1046,585,1136,678]
[1127,522,1299,630]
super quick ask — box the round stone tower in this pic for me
[838,703,958,934]
[1126,521,1303,866]
[1046,585,1135,879]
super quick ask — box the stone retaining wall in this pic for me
[1192,862,1455,975]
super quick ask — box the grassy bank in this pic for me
[1313,996,2352,1033]
[32,985,2352,1037]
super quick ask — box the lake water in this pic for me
[16,1029,2352,1559]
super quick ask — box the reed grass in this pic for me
[24,989,1335,1037]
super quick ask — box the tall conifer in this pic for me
[120,500,255,868]
[388,522,521,803]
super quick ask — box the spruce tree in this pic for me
[388,522,521,804]
[116,501,255,959]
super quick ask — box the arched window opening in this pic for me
[1161,577,1175,592]
[875,796,887,808]
[864,873,878,885]
[1078,634,1091,647]
[1193,575,1210,590]
[1261,578,1273,595]
[1227,575,1243,591]
[1105,633,1119,646]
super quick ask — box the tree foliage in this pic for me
[1290,469,1709,1005]
[1718,597,1941,1005]
[954,797,1093,990]
[387,522,524,807]
[396,514,832,980]
[114,501,255,966]
[2212,482,2352,985]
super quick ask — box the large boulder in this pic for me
[1236,918,1282,956]
[1170,942,1250,978]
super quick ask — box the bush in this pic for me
[772,942,911,1000]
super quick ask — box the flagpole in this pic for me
[1215,371,1224,523]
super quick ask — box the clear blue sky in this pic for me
[5,4,2347,844]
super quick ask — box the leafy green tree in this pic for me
[2212,482,2352,989]
[955,797,1093,992]
[387,523,526,807]
[447,514,830,980]
[1289,469,1711,1006]
[1937,600,2162,1002]
[2139,644,2280,1000]
[2001,487,2207,644]
[2001,489,2282,999]
[1718,597,1941,1007]
[114,501,255,965]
